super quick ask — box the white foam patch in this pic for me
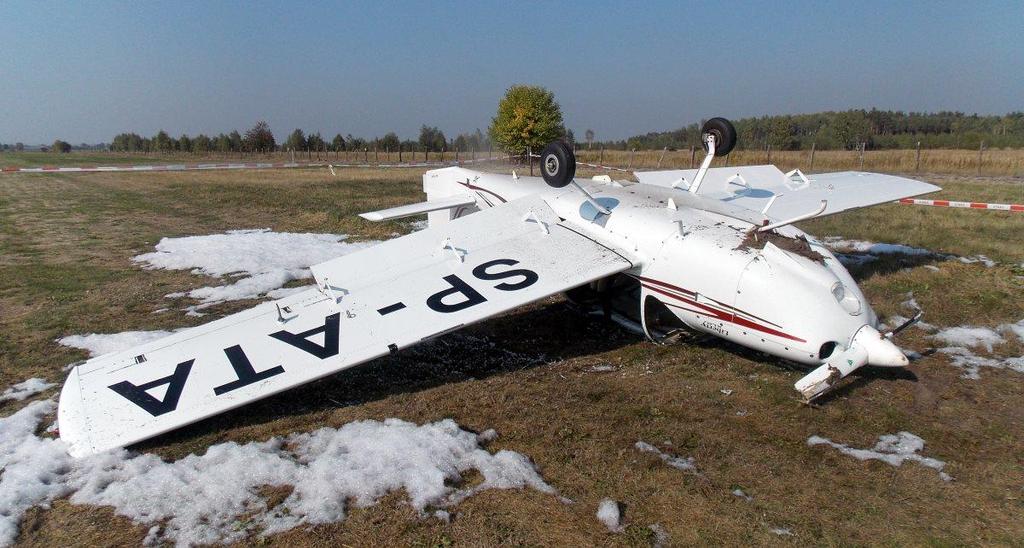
[808,432,951,480]
[596,499,622,532]
[937,347,1024,379]
[0,400,74,547]
[635,441,697,472]
[0,408,555,547]
[1000,320,1024,342]
[0,378,55,403]
[58,330,182,359]
[133,229,378,308]
[731,488,752,502]
[822,238,935,256]
[930,326,1005,352]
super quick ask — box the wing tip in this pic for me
[58,367,95,458]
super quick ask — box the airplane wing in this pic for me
[634,165,940,221]
[59,195,633,457]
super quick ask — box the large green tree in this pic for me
[489,85,565,154]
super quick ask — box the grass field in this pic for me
[1,164,1022,546]
[4,147,1024,178]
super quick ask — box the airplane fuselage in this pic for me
[426,167,904,377]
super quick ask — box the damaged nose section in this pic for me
[795,325,908,401]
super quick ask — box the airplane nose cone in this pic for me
[855,325,909,367]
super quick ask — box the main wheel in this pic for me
[700,117,737,157]
[539,141,576,188]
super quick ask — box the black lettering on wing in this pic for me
[108,360,193,416]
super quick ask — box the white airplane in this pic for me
[58,118,940,457]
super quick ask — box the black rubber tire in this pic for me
[540,141,576,188]
[700,117,737,157]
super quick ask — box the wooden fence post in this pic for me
[977,141,984,174]
[528,146,533,176]
[374,146,379,165]
[600,147,604,164]
[690,146,695,168]
[809,142,816,171]
[657,146,666,168]
[767,143,771,164]
[915,141,921,171]
[628,148,635,169]
[858,142,865,170]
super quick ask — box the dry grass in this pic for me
[5,147,1024,177]
[1,166,1023,546]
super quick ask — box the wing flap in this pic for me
[60,195,631,457]
[359,194,477,221]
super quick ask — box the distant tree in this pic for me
[418,125,446,151]
[15,143,24,151]
[331,133,345,151]
[228,130,243,151]
[767,117,798,150]
[192,134,211,153]
[306,132,325,151]
[585,129,595,149]
[453,134,468,151]
[347,134,366,150]
[177,134,192,152]
[489,85,565,154]
[285,128,307,151]
[564,128,575,146]
[243,121,275,151]
[51,139,72,153]
[214,133,232,152]
[153,130,173,152]
[378,132,400,151]
[1,144,8,151]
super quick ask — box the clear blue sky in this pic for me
[1,0,1021,144]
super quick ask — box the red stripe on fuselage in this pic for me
[634,275,781,328]
[641,283,806,343]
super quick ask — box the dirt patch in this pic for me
[735,230,826,263]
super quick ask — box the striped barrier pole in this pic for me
[0,155,507,175]
[898,198,1024,212]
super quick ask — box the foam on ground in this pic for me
[635,441,697,472]
[133,229,378,309]
[58,330,182,358]
[930,326,1005,352]
[0,405,553,547]
[596,499,623,532]
[822,238,935,256]
[937,347,1024,379]
[807,432,951,480]
[0,378,56,403]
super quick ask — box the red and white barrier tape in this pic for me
[0,156,507,175]
[898,198,1024,212]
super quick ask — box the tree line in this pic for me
[592,110,1024,152]
[107,122,493,154]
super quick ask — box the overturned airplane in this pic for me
[59,118,938,457]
